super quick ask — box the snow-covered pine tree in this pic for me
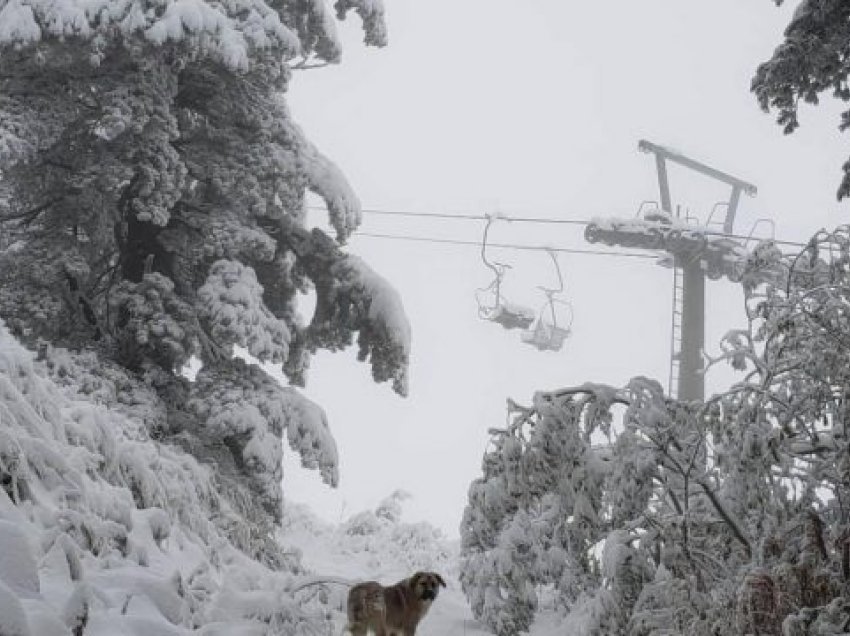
[461,232,850,635]
[0,0,407,531]
[753,0,850,199]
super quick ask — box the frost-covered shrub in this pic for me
[38,345,169,436]
[335,492,451,574]
[461,383,652,635]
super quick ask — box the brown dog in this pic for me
[345,571,446,635]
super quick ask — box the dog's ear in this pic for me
[435,574,446,588]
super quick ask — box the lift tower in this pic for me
[586,140,758,401]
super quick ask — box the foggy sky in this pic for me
[281,1,850,537]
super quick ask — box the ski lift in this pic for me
[520,250,574,352]
[475,215,536,330]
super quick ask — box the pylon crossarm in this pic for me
[585,215,749,282]
[638,140,758,197]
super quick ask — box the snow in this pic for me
[197,260,291,364]
[346,254,412,357]
[0,579,30,636]
[0,520,39,597]
[0,1,41,45]
[281,499,483,635]
[283,388,339,487]
[585,213,754,281]
[280,497,572,635]
[0,0,302,69]
[334,0,388,47]
[189,359,339,517]
[296,122,363,240]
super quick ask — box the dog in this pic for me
[344,571,446,635]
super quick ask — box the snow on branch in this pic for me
[0,0,301,71]
[189,359,339,517]
[282,386,339,487]
[460,379,759,634]
[334,0,388,47]
[292,121,362,241]
[197,259,291,364]
[282,221,410,396]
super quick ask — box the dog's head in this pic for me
[409,571,446,602]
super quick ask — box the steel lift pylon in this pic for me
[587,140,759,401]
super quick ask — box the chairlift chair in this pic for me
[521,295,573,351]
[476,215,536,330]
[520,250,574,352]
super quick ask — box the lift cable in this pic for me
[309,204,592,226]
[356,207,588,227]
[353,231,658,259]
[307,204,808,249]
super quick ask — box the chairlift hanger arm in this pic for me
[480,215,502,279]
[545,249,564,294]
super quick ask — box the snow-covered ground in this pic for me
[279,494,565,635]
[280,495,487,635]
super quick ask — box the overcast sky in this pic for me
[279,1,850,538]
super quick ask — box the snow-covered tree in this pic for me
[0,317,355,634]
[753,0,850,199]
[0,0,408,533]
[461,230,850,635]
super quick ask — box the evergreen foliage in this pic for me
[754,0,850,199]
[0,0,408,531]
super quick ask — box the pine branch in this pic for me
[695,478,752,558]
[0,196,65,225]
